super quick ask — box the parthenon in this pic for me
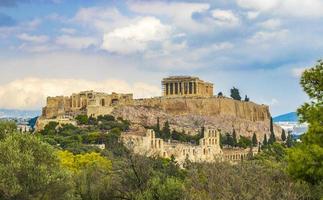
[162,76,213,97]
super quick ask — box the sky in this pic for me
[0,0,322,116]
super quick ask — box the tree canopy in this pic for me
[286,60,323,184]
[230,87,241,100]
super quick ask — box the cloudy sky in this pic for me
[0,0,322,115]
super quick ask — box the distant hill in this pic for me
[0,109,41,119]
[273,112,298,122]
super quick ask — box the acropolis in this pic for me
[36,75,275,162]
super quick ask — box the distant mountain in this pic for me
[273,112,298,122]
[0,109,41,119]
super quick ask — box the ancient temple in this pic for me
[162,76,213,97]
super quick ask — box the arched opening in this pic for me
[111,98,119,105]
[101,99,105,106]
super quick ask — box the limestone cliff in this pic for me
[112,97,281,141]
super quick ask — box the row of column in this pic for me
[71,96,87,108]
[165,81,198,95]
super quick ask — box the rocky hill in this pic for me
[112,97,281,141]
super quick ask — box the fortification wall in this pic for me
[133,97,270,122]
[113,97,280,142]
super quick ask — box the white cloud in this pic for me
[237,0,279,11]
[211,9,240,26]
[73,7,131,33]
[247,30,289,44]
[102,17,172,54]
[128,1,210,32]
[17,33,49,43]
[237,0,323,18]
[259,19,281,30]
[56,35,99,49]
[0,78,160,109]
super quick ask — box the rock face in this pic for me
[113,97,281,141]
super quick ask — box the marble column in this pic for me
[165,83,169,96]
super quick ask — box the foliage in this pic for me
[268,131,276,145]
[76,115,89,125]
[252,132,257,146]
[58,150,112,174]
[230,87,241,101]
[237,135,252,148]
[0,133,75,200]
[281,129,286,141]
[286,132,293,147]
[0,120,17,140]
[58,150,113,199]
[41,121,59,135]
[137,176,184,200]
[263,134,268,147]
[244,95,250,102]
[217,92,223,97]
[287,60,323,185]
[184,161,313,200]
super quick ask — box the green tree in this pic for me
[137,176,184,200]
[0,120,17,140]
[286,132,293,148]
[244,95,250,102]
[268,117,276,145]
[58,150,113,199]
[156,117,160,132]
[281,129,286,141]
[268,131,276,145]
[286,60,323,184]
[162,121,171,140]
[252,133,258,146]
[41,121,59,135]
[230,87,241,100]
[75,115,89,125]
[237,136,252,149]
[217,92,223,97]
[269,117,274,135]
[0,133,75,199]
[263,134,268,146]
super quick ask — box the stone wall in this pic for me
[122,129,256,164]
[41,91,133,119]
[133,97,270,122]
[113,96,280,142]
[122,129,223,164]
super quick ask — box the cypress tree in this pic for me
[252,133,257,146]
[270,117,274,135]
[268,131,276,145]
[156,117,160,132]
[263,134,268,146]
[286,132,293,147]
[162,121,171,140]
[281,129,286,141]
